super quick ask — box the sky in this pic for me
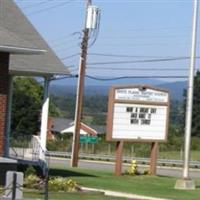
[14,0,200,84]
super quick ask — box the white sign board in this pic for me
[115,88,168,103]
[107,86,169,142]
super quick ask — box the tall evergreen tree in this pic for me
[191,71,200,136]
[183,71,200,136]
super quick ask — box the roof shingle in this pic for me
[0,0,70,76]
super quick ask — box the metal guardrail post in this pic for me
[46,151,200,168]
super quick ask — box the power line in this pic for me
[97,26,191,33]
[93,41,193,47]
[49,31,81,44]
[50,34,188,51]
[88,53,194,59]
[61,53,80,60]
[51,38,81,48]
[86,67,191,71]
[87,57,200,66]
[20,1,48,10]
[61,52,200,60]
[55,44,79,53]
[53,42,80,51]
[27,0,74,16]
[126,26,191,32]
[98,34,189,40]
[85,75,188,81]
[51,74,188,82]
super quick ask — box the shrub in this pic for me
[125,160,150,176]
[24,174,43,190]
[125,160,139,175]
[24,165,37,177]
[142,169,150,175]
[48,177,80,192]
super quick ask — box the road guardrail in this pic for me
[46,151,200,168]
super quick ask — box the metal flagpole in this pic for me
[175,0,199,189]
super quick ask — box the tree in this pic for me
[183,71,200,136]
[11,77,60,136]
[191,71,200,136]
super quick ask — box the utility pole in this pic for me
[71,0,92,167]
[175,0,199,190]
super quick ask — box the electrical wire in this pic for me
[20,1,48,10]
[49,31,81,44]
[60,52,200,61]
[93,41,193,47]
[85,75,188,81]
[86,67,191,71]
[88,53,193,59]
[55,44,79,53]
[51,38,81,48]
[61,53,80,60]
[87,57,200,66]
[100,34,189,40]
[27,0,75,16]
[51,74,188,82]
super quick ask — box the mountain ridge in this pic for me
[50,79,187,101]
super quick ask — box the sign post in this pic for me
[106,85,169,175]
[150,142,158,175]
[115,141,124,176]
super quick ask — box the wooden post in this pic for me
[108,143,111,155]
[85,142,88,153]
[131,145,134,157]
[92,143,95,154]
[115,141,124,176]
[150,142,158,175]
[71,0,92,167]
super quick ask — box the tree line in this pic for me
[11,72,200,140]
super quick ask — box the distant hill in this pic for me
[50,78,187,101]
[51,77,166,87]
[50,77,166,97]
[158,81,187,101]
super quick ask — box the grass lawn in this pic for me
[24,190,131,200]
[48,166,200,200]
[159,150,200,161]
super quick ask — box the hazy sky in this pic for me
[15,0,200,83]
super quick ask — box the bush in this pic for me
[24,165,37,177]
[24,174,43,190]
[125,160,150,176]
[191,137,200,150]
[48,177,80,192]
[125,160,139,175]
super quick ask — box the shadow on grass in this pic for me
[49,168,98,178]
[157,175,176,179]
[195,183,200,189]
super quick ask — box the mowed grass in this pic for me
[159,150,200,161]
[24,191,128,200]
[49,167,200,200]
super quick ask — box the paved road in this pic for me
[49,157,200,179]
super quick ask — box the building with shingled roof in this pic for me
[0,0,70,179]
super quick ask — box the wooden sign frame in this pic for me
[106,85,170,143]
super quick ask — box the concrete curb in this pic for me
[81,187,171,200]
